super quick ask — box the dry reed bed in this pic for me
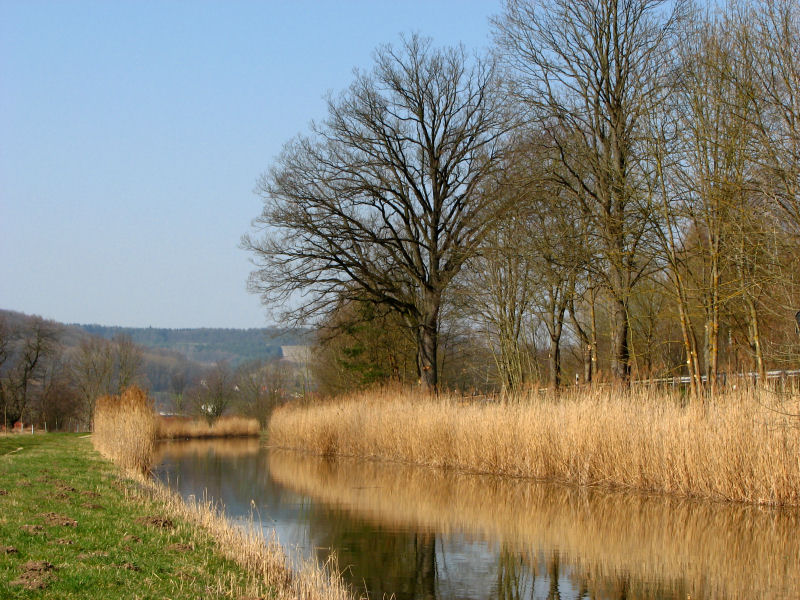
[157,415,260,440]
[267,387,800,506]
[93,387,356,600]
[268,449,800,600]
[93,386,156,473]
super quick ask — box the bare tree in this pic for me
[673,10,759,394]
[243,35,513,391]
[0,316,60,427]
[458,210,538,392]
[71,337,114,424]
[738,0,800,235]
[237,360,289,427]
[195,362,235,423]
[33,353,80,431]
[169,363,190,414]
[113,333,143,393]
[494,0,686,384]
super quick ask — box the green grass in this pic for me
[0,434,270,599]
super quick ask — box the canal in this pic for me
[153,438,800,600]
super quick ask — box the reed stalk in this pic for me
[93,386,156,473]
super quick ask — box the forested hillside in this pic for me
[1,309,310,429]
[77,325,308,366]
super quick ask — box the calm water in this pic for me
[153,439,800,600]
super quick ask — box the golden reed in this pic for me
[156,415,260,440]
[267,386,800,506]
[268,449,800,600]
[93,386,156,473]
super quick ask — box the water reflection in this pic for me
[154,437,260,462]
[153,442,800,600]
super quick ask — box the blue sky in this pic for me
[0,0,501,328]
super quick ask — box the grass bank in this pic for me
[0,389,350,600]
[0,433,277,598]
[267,386,800,506]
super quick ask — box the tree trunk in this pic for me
[548,341,561,392]
[590,290,598,382]
[568,292,593,385]
[676,292,703,401]
[611,296,631,384]
[417,299,440,393]
[745,296,766,383]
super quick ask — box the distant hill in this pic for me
[2,309,311,411]
[75,324,309,366]
[1,308,310,397]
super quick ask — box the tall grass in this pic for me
[93,386,156,473]
[267,386,800,506]
[268,449,800,600]
[156,415,260,440]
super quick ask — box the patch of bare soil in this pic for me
[39,512,78,527]
[10,560,56,590]
[20,524,44,534]
[77,551,109,560]
[117,562,140,571]
[167,542,194,552]
[122,534,141,543]
[54,538,74,545]
[135,515,174,529]
[1,545,18,554]
[0,489,8,495]
[55,483,77,493]
[81,491,101,498]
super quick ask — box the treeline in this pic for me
[0,311,295,430]
[79,324,307,366]
[245,0,800,399]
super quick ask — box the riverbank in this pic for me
[0,434,273,598]
[1,433,353,599]
[84,386,353,600]
[267,386,800,506]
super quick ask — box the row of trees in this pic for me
[187,359,292,427]
[245,0,800,398]
[0,313,293,429]
[0,315,147,429]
